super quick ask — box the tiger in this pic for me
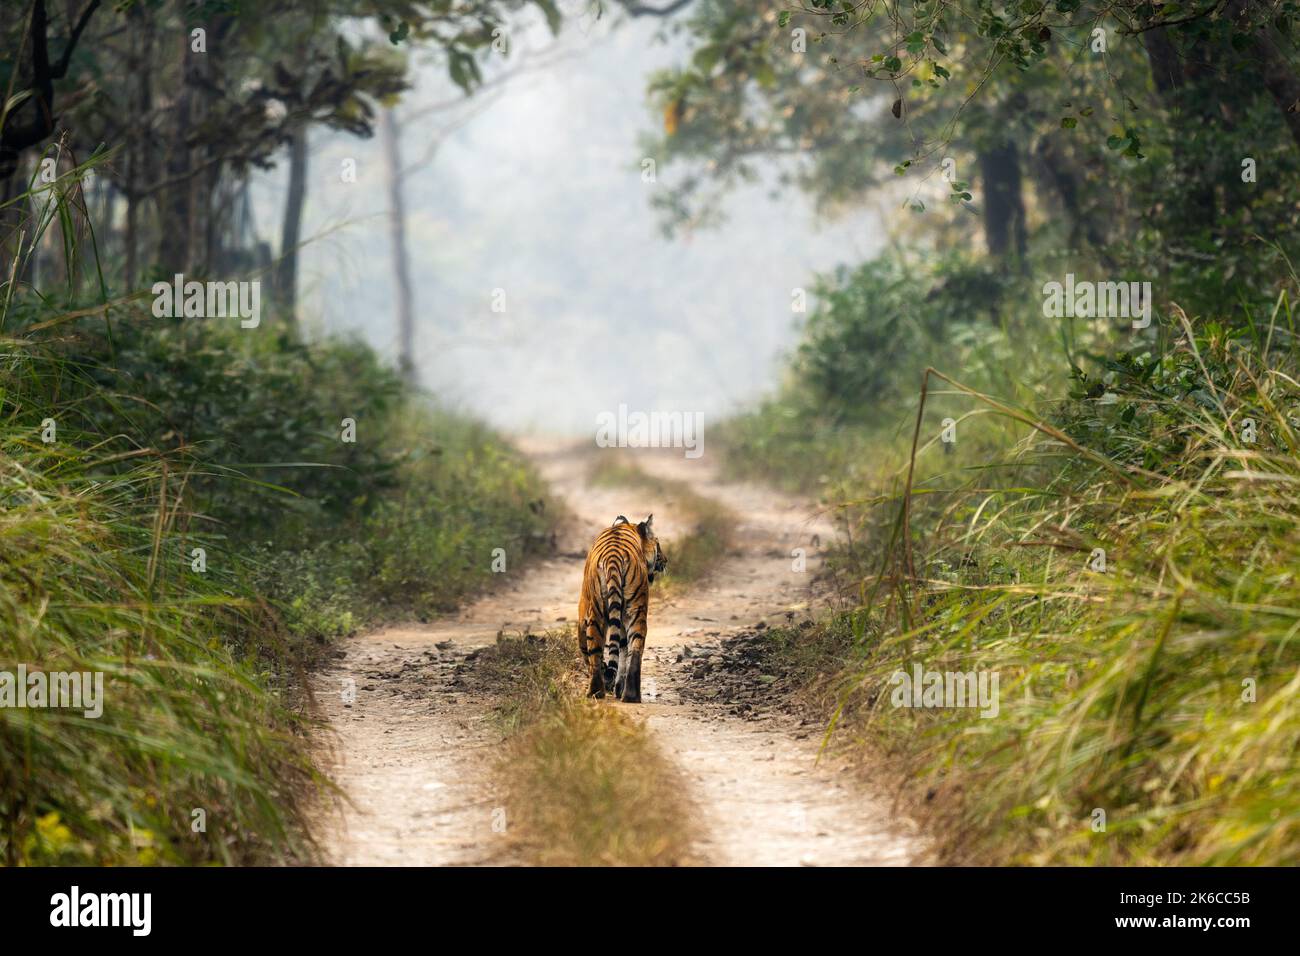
[577,514,666,702]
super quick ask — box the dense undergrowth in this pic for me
[719,246,1300,865]
[1,292,551,863]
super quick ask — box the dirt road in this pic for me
[313,441,921,866]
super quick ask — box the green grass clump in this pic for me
[751,310,1300,866]
[0,316,553,862]
[252,404,554,640]
[0,293,555,645]
[0,372,319,864]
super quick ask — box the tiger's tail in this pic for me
[601,563,628,692]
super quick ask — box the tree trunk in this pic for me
[977,141,1027,267]
[157,32,195,276]
[1141,27,1184,96]
[1141,25,1227,231]
[200,163,221,275]
[1033,135,1113,265]
[123,4,151,290]
[125,176,138,289]
[276,125,308,326]
[0,0,104,183]
[190,15,229,275]
[1251,34,1300,152]
[1211,0,1300,152]
[381,108,416,383]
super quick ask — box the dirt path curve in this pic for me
[313,440,921,866]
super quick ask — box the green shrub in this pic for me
[780,308,1300,865]
[0,342,319,864]
[0,297,553,864]
[719,251,1031,492]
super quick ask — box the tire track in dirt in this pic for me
[611,450,920,866]
[313,439,922,866]
[310,444,636,865]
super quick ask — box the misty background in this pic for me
[249,7,882,435]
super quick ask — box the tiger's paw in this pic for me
[587,673,606,699]
[621,661,642,703]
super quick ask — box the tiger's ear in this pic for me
[612,515,629,527]
[637,514,654,538]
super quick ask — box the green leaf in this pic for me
[693,45,721,74]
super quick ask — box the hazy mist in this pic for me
[252,9,883,435]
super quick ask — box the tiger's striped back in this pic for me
[578,515,664,702]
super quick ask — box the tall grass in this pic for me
[0,341,321,864]
[767,304,1300,865]
[256,404,554,642]
[0,151,553,863]
[2,156,320,864]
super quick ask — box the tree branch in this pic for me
[1,0,104,179]
[52,0,103,79]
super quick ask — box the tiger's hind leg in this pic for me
[620,629,645,703]
[620,598,649,703]
[581,618,606,698]
[612,636,631,699]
